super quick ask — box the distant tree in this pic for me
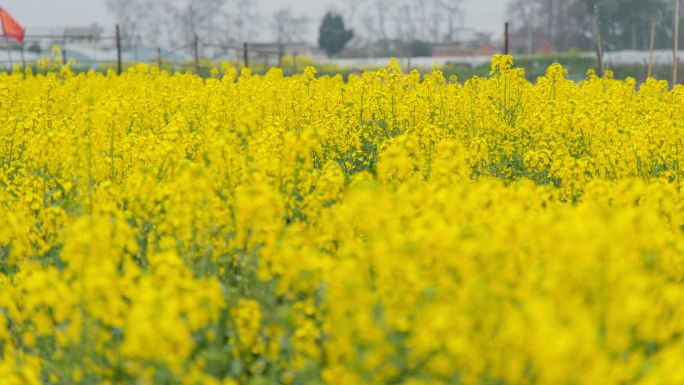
[175,0,226,43]
[436,0,464,41]
[507,0,670,52]
[106,0,260,48]
[27,42,42,54]
[394,2,418,42]
[585,0,670,50]
[106,0,146,46]
[318,12,354,57]
[372,0,391,41]
[341,0,366,29]
[230,0,260,43]
[339,0,464,45]
[272,9,309,45]
[409,40,432,56]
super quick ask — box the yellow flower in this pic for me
[2,55,684,385]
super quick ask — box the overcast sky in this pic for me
[1,0,510,39]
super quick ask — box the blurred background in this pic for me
[0,0,682,82]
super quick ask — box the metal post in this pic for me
[526,15,533,55]
[4,38,12,70]
[61,36,66,67]
[648,18,656,78]
[7,39,13,67]
[62,48,67,66]
[193,35,200,73]
[243,42,249,68]
[19,34,25,69]
[278,41,283,68]
[675,0,681,85]
[504,22,510,55]
[157,47,162,68]
[115,24,122,75]
[594,6,604,77]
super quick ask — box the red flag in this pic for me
[0,8,24,44]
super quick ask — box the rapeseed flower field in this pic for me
[2,55,684,385]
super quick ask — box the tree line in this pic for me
[507,0,681,52]
[108,0,282,48]
[108,0,679,55]
[106,0,466,49]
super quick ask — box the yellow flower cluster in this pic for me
[2,57,684,385]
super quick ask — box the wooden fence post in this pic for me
[594,6,604,77]
[243,42,249,68]
[20,39,25,68]
[648,18,656,78]
[278,41,283,68]
[675,0,680,85]
[504,22,510,55]
[193,35,200,73]
[116,24,122,75]
[3,38,11,69]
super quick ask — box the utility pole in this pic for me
[157,47,162,69]
[115,24,122,75]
